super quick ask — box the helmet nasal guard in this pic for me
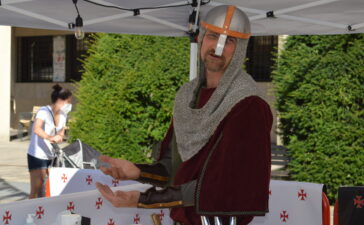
[201,5,251,56]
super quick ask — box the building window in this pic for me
[246,36,278,82]
[66,35,89,82]
[18,36,53,82]
[17,35,89,82]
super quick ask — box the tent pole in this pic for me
[278,14,347,29]
[2,0,32,4]
[274,0,339,15]
[1,4,68,28]
[352,23,364,30]
[249,0,340,21]
[84,0,188,28]
[140,14,188,32]
[189,0,201,81]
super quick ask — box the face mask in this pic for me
[60,103,72,115]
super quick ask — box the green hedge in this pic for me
[273,34,364,202]
[69,33,189,163]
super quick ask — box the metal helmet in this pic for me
[201,5,251,56]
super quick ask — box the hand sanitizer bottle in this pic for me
[25,214,36,225]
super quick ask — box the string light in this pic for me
[74,15,84,40]
[82,0,210,12]
[71,0,85,40]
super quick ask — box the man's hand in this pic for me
[99,155,141,180]
[96,182,140,207]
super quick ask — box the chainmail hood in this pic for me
[173,6,261,161]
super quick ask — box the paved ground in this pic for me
[0,139,30,203]
[0,136,68,204]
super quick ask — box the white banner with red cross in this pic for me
[0,167,325,225]
[251,180,324,225]
[0,182,172,225]
[45,167,136,196]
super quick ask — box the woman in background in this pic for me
[27,84,72,198]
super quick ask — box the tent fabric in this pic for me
[0,0,363,36]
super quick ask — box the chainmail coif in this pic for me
[173,27,263,161]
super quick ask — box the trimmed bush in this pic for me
[273,34,364,202]
[69,33,189,163]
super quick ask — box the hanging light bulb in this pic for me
[74,15,85,40]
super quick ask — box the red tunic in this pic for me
[161,87,273,225]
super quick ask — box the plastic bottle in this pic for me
[25,214,36,225]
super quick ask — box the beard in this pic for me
[202,49,226,72]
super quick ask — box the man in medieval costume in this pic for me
[96,5,273,225]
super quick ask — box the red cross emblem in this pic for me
[67,201,75,212]
[61,173,68,183]
[354,195,364,208]
[134,214,140,224]
[86,175,93,185]
[280,210,289,222]
[2,211,12,225]
[159,210,165,221]
[36,206,45,219]
[112,179,119,187]
[298,189,307,200]
[107,218,115,225]
[96,197,103,209]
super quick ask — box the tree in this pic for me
[273,34,364,202]
[69,33,189,163]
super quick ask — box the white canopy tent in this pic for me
[0,0,363,140]
[1,0,363,80]
[1,0,364,36]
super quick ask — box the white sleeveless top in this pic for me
[27,105,67,160]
